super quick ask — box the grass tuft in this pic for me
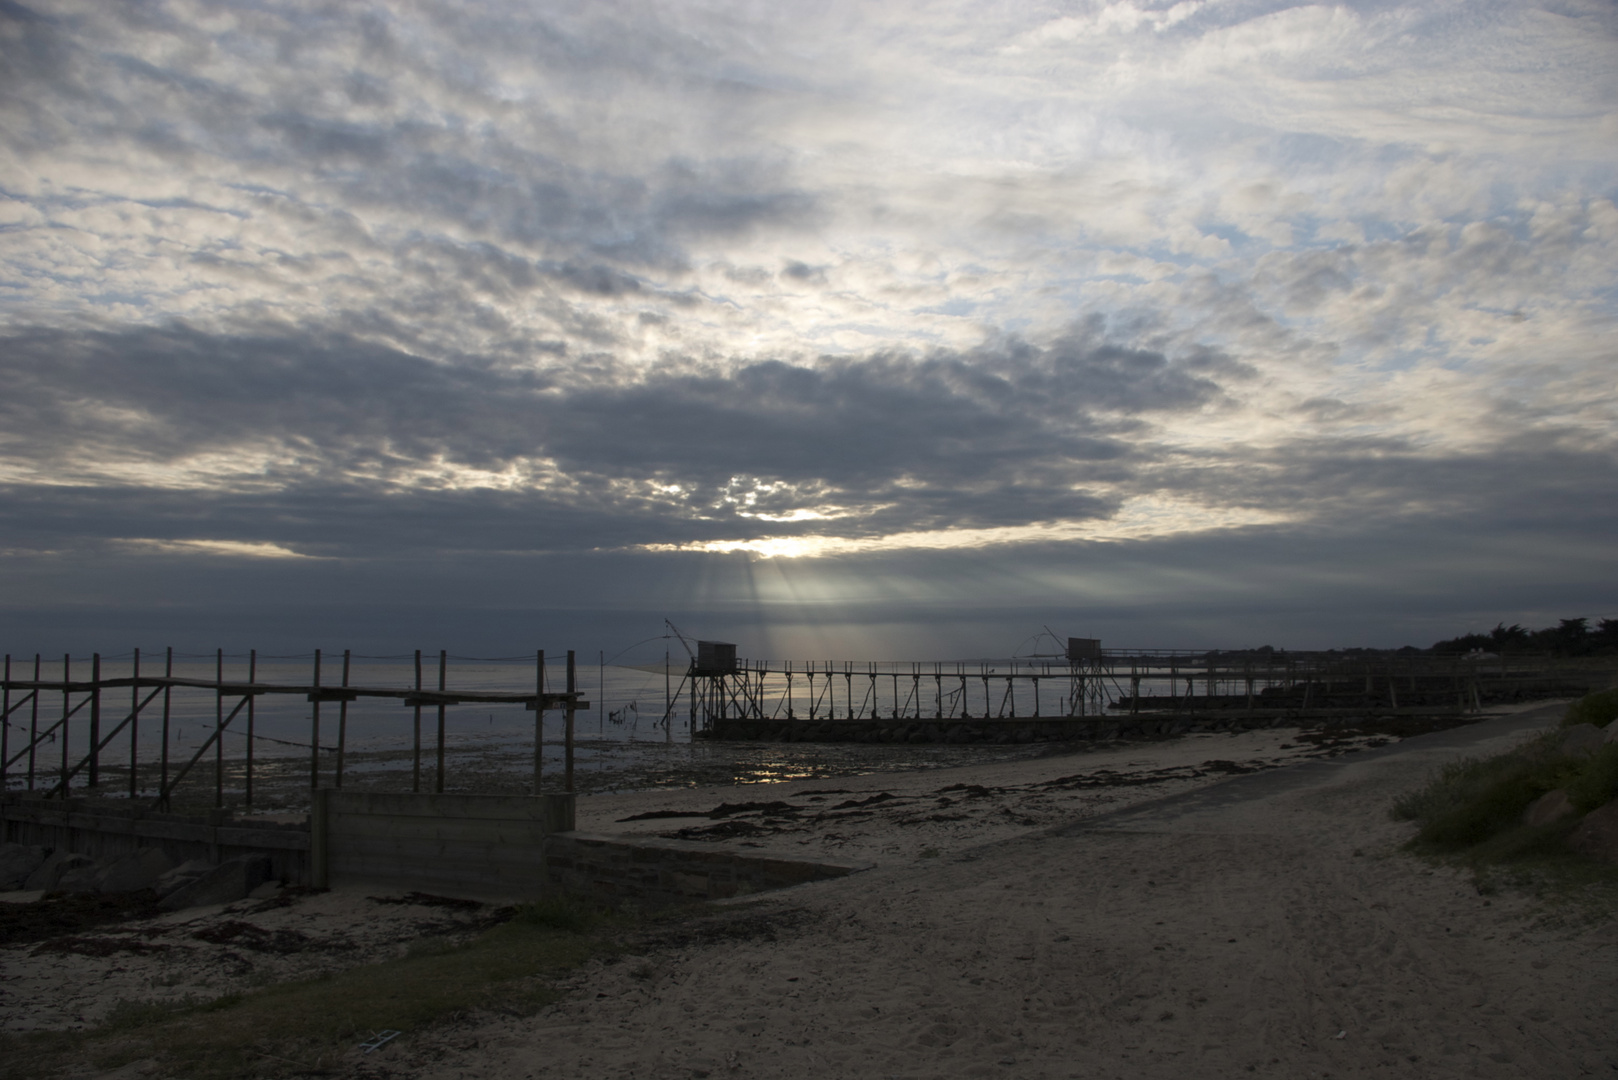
[1563,688,1618,728]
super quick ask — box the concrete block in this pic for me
[95,848,175,893]
[25,850,94,891]
[159,854,273,911]
[0,843,49,890]
[58,863,104,893]
[154,859,218,899]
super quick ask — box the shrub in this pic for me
[1567,743,1618,813]
[1393,731,1591,852]
[1564,689,1618,729]
[1401,755,1573,849]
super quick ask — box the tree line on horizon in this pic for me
[1429,617,1618,657]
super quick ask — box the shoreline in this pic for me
[2,708,1516,1038]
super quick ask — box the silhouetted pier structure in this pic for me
[1,649,587,807]
[675,640,1602,744]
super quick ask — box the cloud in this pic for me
[0,317,1239,548]
[114,538,321,559]
[0,0,1614,650]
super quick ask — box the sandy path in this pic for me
[386,701,1614,1080]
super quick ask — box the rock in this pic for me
[1524,789,1576,828]
[1604,718,1618,744]
[95,848,175,893]
[58,863,104,893]
[1557,723,1605,758]
[0,843,49,890]
[247,880,282,900]
[153,859,216,899]
[25,850,94,892]
[157,854,273,911]
[1569,800,1618,865]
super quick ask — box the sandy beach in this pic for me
[5,703,1613,1079]
[389,700,1615,1079]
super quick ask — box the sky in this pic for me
[1,0,1615,661]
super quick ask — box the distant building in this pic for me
[1066,637,1102,661]
[695,640,738,674]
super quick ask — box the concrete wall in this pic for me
[545,830,869,908]
[1,795,310,884]
[4,793,865,909]
[311,790,575,902]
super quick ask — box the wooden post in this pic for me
[215,648,225,808]
[335,649,350,788]
[310,649,322,791]
[667,651,675,737]
[565,650,576,793]
[27,654,40,791]
[129,649,140,798]
[1,654,8,791]
[59,654,70,796]
[435,650,446,794]
[159,648,171,802]
[87,653,101,787]
[245,649,256,808]
[412,649,422,793]
[533,649,544,793]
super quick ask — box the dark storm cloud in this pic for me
[0,319,1244,551]
[6,315,1612,570]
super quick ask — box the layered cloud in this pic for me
[1,0,1615,647]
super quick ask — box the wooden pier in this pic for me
[0,649,588,807]
[673,642,1603,744]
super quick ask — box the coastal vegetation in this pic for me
[1391,692,1618,895]
[1429,617,1618,657]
